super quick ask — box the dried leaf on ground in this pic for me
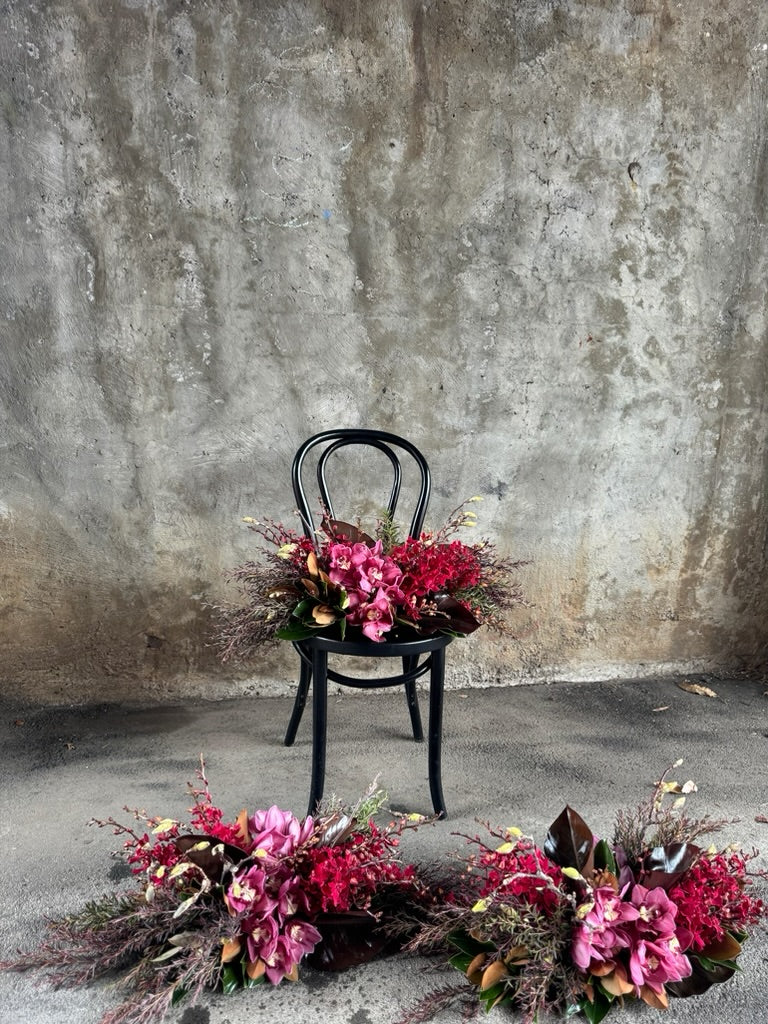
[677,682,718,698]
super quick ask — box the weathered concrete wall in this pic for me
[2,0,768,703]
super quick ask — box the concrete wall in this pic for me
[2,0,767,703]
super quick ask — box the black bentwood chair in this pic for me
[282,429,452,818]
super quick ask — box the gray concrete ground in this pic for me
[1,676,766,1024]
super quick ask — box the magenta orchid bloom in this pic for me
[262,921,322,984]
[572,885,638,971]
[359,591,396,641]
[226,864,276,917]
[248,806,314,858]
[629,883,679,937]
[244,914,279,964]
[628,936,691,994]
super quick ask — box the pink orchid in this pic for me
[226,864,275,917]
[358,590,396,642]
[244,913,279,964]
[248,806,314,858]
[629,883,679,937]
[572,885,638,971]
[262,921,322,984]
[628,936,691,994]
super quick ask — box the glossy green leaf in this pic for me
[448,951,474,974]
[275,623,318,641]
[593,838,617,875]
[221,964,241,995]
[579,989,614,1024]
[478,980,508,1012]
[170,985,187,1007]
[447,931,497,957]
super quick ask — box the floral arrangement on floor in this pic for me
[398,761,767,1024]
[0,762,428,1024]
[215,498,523,656]
[2,763,765,1024]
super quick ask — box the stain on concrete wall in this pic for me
[1,0,767,702]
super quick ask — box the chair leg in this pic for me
[284,655,311,747]
[427,646,447,819]
[402,655,424,742]
[307,646,328,817]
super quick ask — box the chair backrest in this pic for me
[291,429,431,541]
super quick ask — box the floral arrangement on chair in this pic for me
[0,762,428,1024]
[215,499,523,656]
[398,761,766,1024]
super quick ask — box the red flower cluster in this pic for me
[471,836,567,915]
[390,536,483,617]
[670,851,765,952]
[300,824,417,915]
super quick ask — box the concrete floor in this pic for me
[1,675,766,1024]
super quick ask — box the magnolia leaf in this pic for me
[246,958,267,981]
[275,623,318,641]
[221,938,242,963]
[267,584,301,600]
[699,932,742,962]
[172,892,201,919]
[221,965,241,995]
[449,951,473,974]
[305,913,393,971]
[639,984,668,1010]
[447,931,496,957]
[481,960,508,992]
[641,842,700,890]
[175,834,248,882]
[544,806,594,873]
[578,991,614,1024]
[170,984,187,1007]
[600,967,634,997]
[433,594,481,634]
[285,964,300,982]
[667,954,737,997]
[466,952,488,985]
[168,931,202,948]
[301,579,320,598]
[312,604,338,626]
[479,982,508,1012]
[320,813,356,847]
[593,838,617,875]
[589,962,617,978]
[321,518,375,546]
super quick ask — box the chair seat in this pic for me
[298,631,453,658]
